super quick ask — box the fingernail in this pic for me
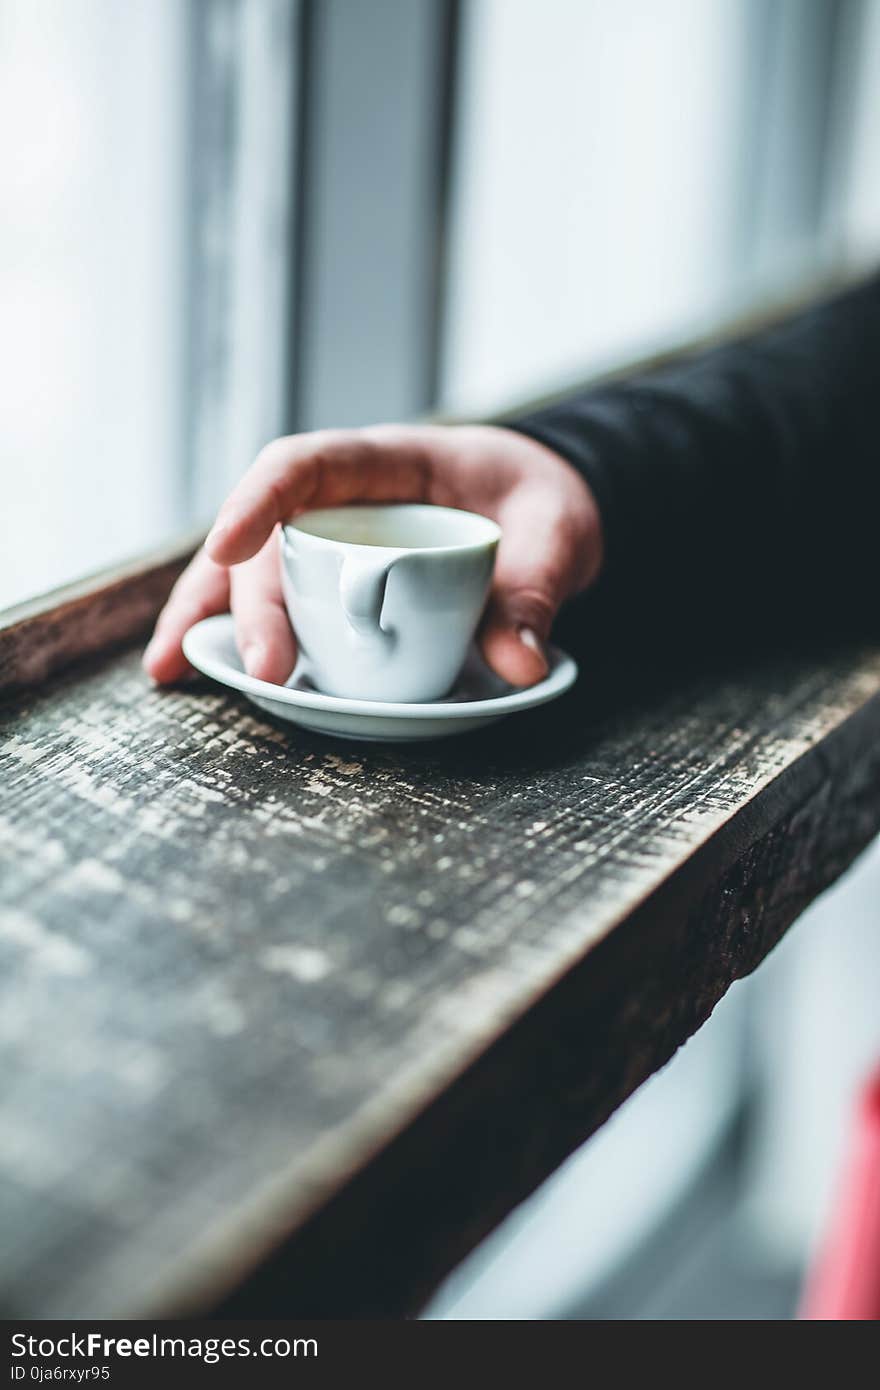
[242,641,266,677]
[518,627,544,658]
[518,627,549,678]
[205,520,230,552]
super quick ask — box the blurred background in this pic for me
[2,0,880,1318]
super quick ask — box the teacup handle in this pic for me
[339,553,397,641]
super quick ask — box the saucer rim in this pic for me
[182,614,578,720]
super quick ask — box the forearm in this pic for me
[508,274,880,639]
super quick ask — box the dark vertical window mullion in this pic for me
[289,0,463,434]
[183,0,240,521]
[739,0,860,276]
[424,0,462,413]
[283,0,316,437]
[819,0,871,256]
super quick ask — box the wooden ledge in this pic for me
[2,549,880,1318]
[0,533,201,695]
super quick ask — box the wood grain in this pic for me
[0,535,199,695]
[2,630,880,1318]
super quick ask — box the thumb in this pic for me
[477,482,598,687]
[479,582,555,687]
[476,449,603,686]
[478,491,573,685]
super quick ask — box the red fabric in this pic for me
[801,1066,880,1320]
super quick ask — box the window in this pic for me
[1,0,188,605]
[5,0,878,610]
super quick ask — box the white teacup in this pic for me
[280,504,500,702]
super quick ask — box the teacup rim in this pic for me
[282,502,501,555]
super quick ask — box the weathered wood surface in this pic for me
[2,628,880,1319]
[0,535,198,696]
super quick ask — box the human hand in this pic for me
[143,423,603,689]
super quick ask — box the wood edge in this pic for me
[0,531,203,696]
[136,679,880,1318]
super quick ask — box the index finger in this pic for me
[204,427,436,567]
[142,547,230,683]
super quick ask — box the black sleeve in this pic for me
[506,273,880,647]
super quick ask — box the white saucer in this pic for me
[182,614,578,743]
